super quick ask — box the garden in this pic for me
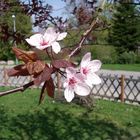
[0,0,140,140]
[0,87,140,140]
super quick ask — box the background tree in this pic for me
[0,0,70,60]
[63,0,104,46]
[0,0,32,60]
[108,0,140,53]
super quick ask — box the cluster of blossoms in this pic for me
[64,52,101,102]
[26,27,67,54]
[25,27,101,102]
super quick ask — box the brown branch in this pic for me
[58,70,66,78]
[68,0,106,58]
[0,81,34,97]
[68,17,99,58]
[0,0,106,98]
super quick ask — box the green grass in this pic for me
[0,87,140,140]
[102,64,140,72]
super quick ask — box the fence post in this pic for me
[3,66,9,86]
[120,75,125,102]
[30,76,33,89]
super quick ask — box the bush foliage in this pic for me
[90,45,118,64]
[78,45,140,64]
[79,45,118,64]
[119,51,137,64]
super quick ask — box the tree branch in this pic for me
[68,0,106,58]
[0,81,34,97]
[0,0,106,98]
[68,17,99,58]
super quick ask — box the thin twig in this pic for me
[68,0,106,58]
[50,47,55,60]
[68,17,99,58]
[0,81,34,97]
[0,0,106,98]
[46,48,52,60]
[58,70,66,78]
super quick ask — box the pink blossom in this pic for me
[25,27,67,54]
[80,52,102,87]
[63,67,90,102]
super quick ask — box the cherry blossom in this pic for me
[80,52,102,87]
[25,27,67,53]
[63,67,90,102]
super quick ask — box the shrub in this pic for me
[87,45,118,64]
[0,42,14,60]
[135,54,140,64]
[0,42,30,61]
[118,51,137,64]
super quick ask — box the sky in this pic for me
[23,0,67,17]
[25,0,67,31]
[46,0,67,17]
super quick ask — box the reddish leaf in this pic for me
[39,82,47,105]
[38,78,55,104]
[46,78,55,98]
[12,47,38,63]
[52,59,75,69]
[26,60,45,75]
[34,65,53,86]
[7,65,29,76]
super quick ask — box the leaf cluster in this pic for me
[0,0,32,43]
[7,47,74,104]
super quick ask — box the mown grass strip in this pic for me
[0,88,140,140]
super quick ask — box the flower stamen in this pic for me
[40,39,48,46]
[68,77,77,86]
[82,68,89,75]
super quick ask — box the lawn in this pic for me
[102,64,140,72]
[0,87,140,140]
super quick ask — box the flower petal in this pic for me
[80,52,91,67]
[89,60,102,73]
[74,83,90,96]
[25,34,43,47]
[44,27,58,44]
[66,67,77,75]
[63,80,69,88]
[45,27,56,34]
[75,73,85,82]
[36,44,50,50]
[64,88,74,102]
[44,33,57,44]
[51,42,61,53]
[86,73,101,87]
[57,32,67,41]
